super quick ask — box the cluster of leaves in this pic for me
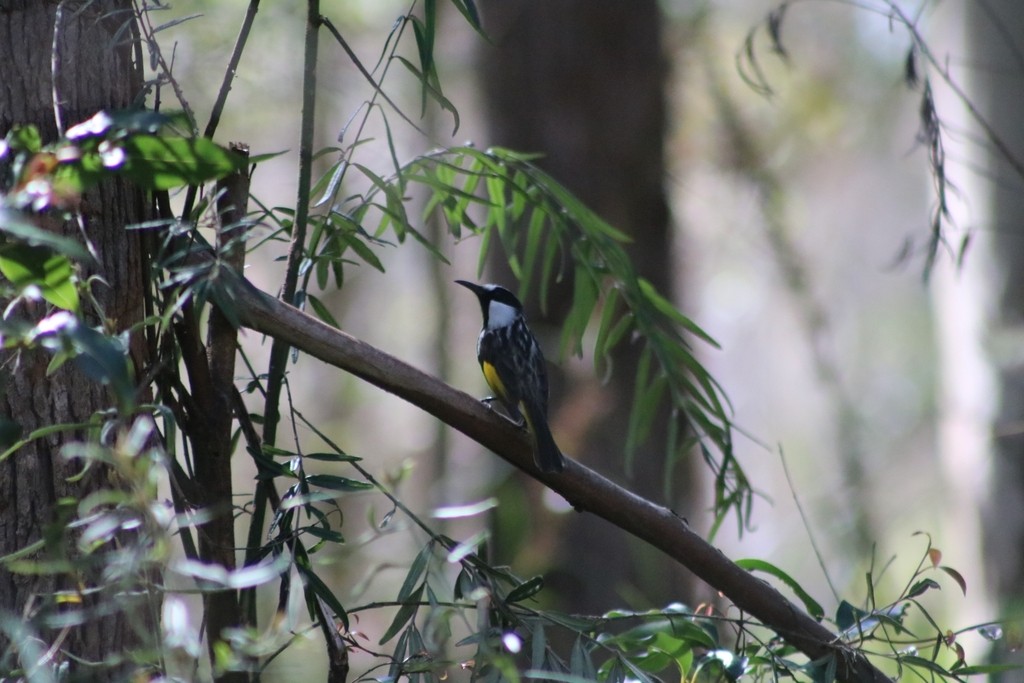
[737,0,1024,278]
[0,417,173,680]
[732,538,1014,681]
[297,142,749,529]
[0,111,249,427]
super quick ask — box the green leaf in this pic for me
[302,451,361,463]
[671,619,718,650]
[120,134,247,190]
[398,544,433,603]
[379,582,424,645]
[394,55,460,135]
[67,324,135,409]
[0,209,91,260]
[307,294,340,328]
[835,600,862,632]
[301,526,344,543]
[505,576,544,604]
[560,264,599,358]
[448,0,482,32]
[735,558,824,619]
[305,474,373,492]
[7,125,43,153]
[900,654,954,676]
[531,621,547,670]
[340,230,386,272]
[638,278,719,348]
[0,243,79,312]
[906,578,941,599]
[297,561,349,630]
[953,664,1022,675]
[594,286,622,365]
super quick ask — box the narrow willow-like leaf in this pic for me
[531,621,547,671]
[625,344,654,459]
[559,264,598,358]
[306,474,373,492]
[398,543,433,603]
[297,562,349,630]
[393,56,460,134]
[379,583,424,645]
[340,231,386,272]
[505,576,544,604]
[593,285,622,369]
[307,294,339,329]
[312,159,347,207]
[736,558,825,619]
[518,206,547,305]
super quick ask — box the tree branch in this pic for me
[221,271,891,683]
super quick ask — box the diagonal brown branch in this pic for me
[218,269,891,683]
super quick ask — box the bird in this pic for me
[455,280,565,473]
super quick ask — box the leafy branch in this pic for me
[302,144,750,529]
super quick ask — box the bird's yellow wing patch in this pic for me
[481,360,508,400]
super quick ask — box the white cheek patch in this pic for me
[487,300,519,329]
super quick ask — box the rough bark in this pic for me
[0,0,148,675]
[479,0,698,612]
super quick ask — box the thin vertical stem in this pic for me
[241,0,320,638]
[262,0,320,449]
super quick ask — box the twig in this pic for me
[261,0,320,448]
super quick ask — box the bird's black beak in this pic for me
[454,279,486,299]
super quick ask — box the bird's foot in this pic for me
[480,397,526,429]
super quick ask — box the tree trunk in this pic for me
[0,0,149,675]
[967,0,1024,674]
[479,0,699,613]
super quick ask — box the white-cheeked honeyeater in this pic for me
[456,280,565,473]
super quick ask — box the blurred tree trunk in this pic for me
[479,0,699,613]
[0,0,149,676]
[968,0,1024,674]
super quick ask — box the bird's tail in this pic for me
[521,400,565,473]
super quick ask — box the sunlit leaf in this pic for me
[120,134,247,190]
[736,558,824,619]
[0,243,79,312]
[432,498,497,519]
